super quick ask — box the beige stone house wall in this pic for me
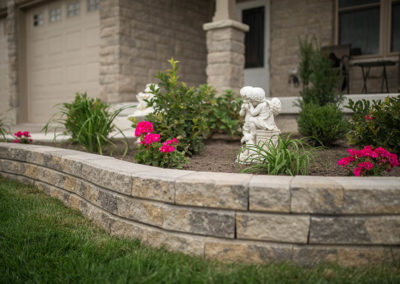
[100,0,213,103]
[269,0,334,97]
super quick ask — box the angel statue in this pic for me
[132,83,159,116]
[237,86,281,163]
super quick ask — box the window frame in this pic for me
[335,0,400,58]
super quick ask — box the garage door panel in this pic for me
[26,0,100,123]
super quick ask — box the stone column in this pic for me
[7,0,18,124]
[203,0,248,95]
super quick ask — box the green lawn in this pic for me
[0,177,399,284]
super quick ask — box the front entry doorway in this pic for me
[237,0,270,94]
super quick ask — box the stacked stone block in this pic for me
[100,0,212,103]
[0,142,399,266]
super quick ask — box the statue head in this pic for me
[240,86,265,104]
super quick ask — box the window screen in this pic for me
[391,3,400,52]
[339,7,380,55]
[242,7,264,68]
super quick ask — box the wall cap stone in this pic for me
[203,19,249,32]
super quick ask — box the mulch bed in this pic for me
[36,135,400,177]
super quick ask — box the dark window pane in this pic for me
[339,7,380,55]
[339,0,379,9]
[242,7,264,68]
[392,3,400,52]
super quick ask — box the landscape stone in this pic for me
[175,172,250,210]
[236,213,310,243]
[163,206,235,238]
[249,175,292,212]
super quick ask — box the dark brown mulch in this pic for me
[36,136,400,177]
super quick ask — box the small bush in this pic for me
[134,121,188,168]
[297,103,348,146]
[239,135,315,176]
[207,90,242,138]
[44,93,128,154]
[0,115,9,141]
[346,95,400,154]
[145,59,213,155]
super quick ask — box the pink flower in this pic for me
[337,156,354,166]
[160,142,175,153]
[365,115,373,121]
[14,131,22,138]
[13,139,20,143]
[135,121,154,137]
[353,167,362,176]
[140,133,160,146]
[22,131,31,137]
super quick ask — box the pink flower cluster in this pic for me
[13,131,33,144]
[338,145,399,176]
[135,121,154,137]
[160,138,179,153]
[135,121,179,153]
[364,114,373,121]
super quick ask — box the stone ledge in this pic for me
[1,142,400,266]
[203,19,249,32]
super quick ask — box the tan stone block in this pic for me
[237,213,310,243]
[310,216,400,245]
[131,169,190,203]
[336,247,393,267]
[63,176,78,193]
[205,242,249,262]
[160,234,205,257]
[110,217,147,241]
[292,245,338,266]
[290,176,345,214]
[117,195,164,227]
[249,176,292,212]
[163,206,235,238]
[175,172,250,210]
[69,194,81,210]
[248,243,294,264]
[23,164,38,179]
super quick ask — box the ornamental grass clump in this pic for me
[338,145,399,176]
[13,131,33,144]
[134,121,188,169]
[239,135,315,176]
[0,115,9,141]
[44,93,129,155]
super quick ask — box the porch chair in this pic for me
[321,44,351,94]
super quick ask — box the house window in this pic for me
[392,2,400,52]
[337,0,400,56]
[88,0,99,11]
[242,6,264,68]
[67,2,80,17]
[33,13,44,26]
[49,7,61,23]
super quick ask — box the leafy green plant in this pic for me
[298,37,342,106]
[207,90,242,138]
[297,103,348,146]
[346,95,400,154]
[145,59,214,155]
[239,135,316,175]
[44,93,129,155]
[0,114,9,141]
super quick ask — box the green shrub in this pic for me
[298,37,342,106]
[346,95,400,154]
[298,103,348,146]
[207,90,242,138]
[145,59,213,155]
[0,114,9,141]
[44,93,128,154]
[239,135,315,176]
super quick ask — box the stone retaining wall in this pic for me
[0,143,399,266]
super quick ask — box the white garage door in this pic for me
[0,18,9,117]
[26,0,100,123]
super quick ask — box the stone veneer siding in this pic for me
[269,0,334,97]
[1,143,399,266]
[100,0,213,103]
